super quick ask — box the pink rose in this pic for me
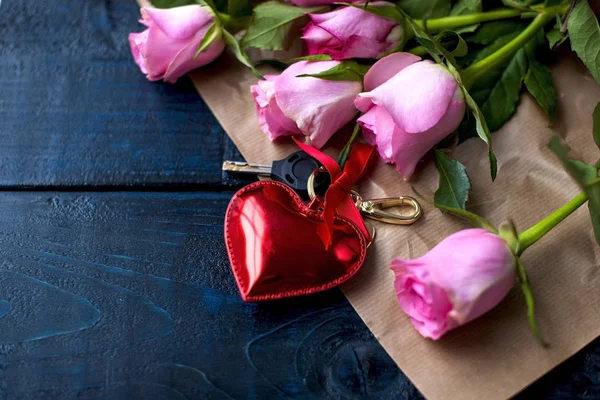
[251,61,362,148]
[303,3,403,60]
[355,52,466,179]
[128,6,225,83]
[391,229,516,340]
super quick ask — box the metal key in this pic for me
[222,151,330,200]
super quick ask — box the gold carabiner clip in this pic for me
[351,191,422,225]
[307,168,422,225]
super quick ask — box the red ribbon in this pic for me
[293,138,375,248]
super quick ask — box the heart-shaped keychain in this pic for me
[225,180,368,301]
[224,139,421,301]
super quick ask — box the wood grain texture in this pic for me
[0,0,598,398]
[0,191,419,399]
[0,190,595,400]
[0,0,247,188]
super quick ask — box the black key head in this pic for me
[271,151,330,200]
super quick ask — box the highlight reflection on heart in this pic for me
[225,181,367,301]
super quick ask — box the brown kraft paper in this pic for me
[135,2,600,396]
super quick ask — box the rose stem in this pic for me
[460,5,566,89]
[407,45,429,57]
[415,8,525,32]
[517,191,588,255]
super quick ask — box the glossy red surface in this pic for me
[225,181,367,301]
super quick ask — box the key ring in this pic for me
[307,168,422,225]
[306,167,326,201]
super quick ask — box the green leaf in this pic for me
[297,60,369,81]
[549,137,598,190]
[502,0,534,10]
[480,47,528,132]
[227,0,250,16]
[472,32,522,64]
[515,257,547,346]
[222,30,264,79]
[449,0,482,33]
[590,201,600,245]
[433,149,471,210]
[489,151,498,181]
[338,124,361,168]
[412,35,443,62]
[546,17,569,49]
[590,197,600,241]
[435,30,468,57]
[461,30,542,139]
[567,0,600,85]
[289,54,333,62]
[449,25,479,35]
[450,0,481,15]
[412,187,497,232]
[466,20,526,45]
[271,54,332,66]
[397,0,451,19]
[593,103,600,149]
[544,0,568,6]
[457,30,521,70]
[240,1,320,51]
[340,3,404,23]
[195,23,222,58]
[462,87,498,180]
[546,28,566,48]
[524,57,558,121]
[451,36,468,57]
[549,136,600,213]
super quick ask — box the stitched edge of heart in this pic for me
[224,180,367,302]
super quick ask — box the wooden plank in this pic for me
[0,0,249,188]
[0,191,420,399]
[0,190,593,399]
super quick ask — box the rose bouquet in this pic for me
[129,0,600,341]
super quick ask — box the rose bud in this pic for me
[391,229,516,340]
[251,61,362,148]
[128,5,225,83]
[355,52,466,179]
[302,2,403,60]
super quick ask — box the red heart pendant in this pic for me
[225,180,367,301]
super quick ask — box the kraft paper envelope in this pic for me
[134,2,600,396]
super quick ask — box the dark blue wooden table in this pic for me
[0,1,598,398]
